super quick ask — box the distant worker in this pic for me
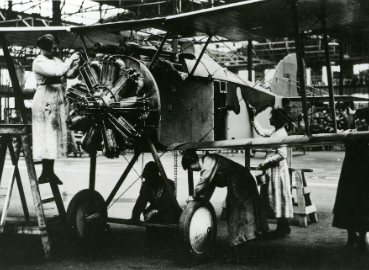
[181,150,269,263]
[32,34,80,185]
[333,107,369,251]
[250,106,293,239]
[131,161,182,223]
[336,101,349,130]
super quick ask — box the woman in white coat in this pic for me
[32,34,80,185]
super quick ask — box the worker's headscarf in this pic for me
[142,161,161,185]
[271,108,291,126]
[36,34,56,51]
[181,149,199,170]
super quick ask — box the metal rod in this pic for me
[190,35,212,77]
[147,137,181,210]
[321,6,337,132]
[188,169,194,196]
[107,217,178,228]
[290,0,310,134]
[339,40,344,96]
[247,39,253,82]
[106,150,141,206]
[149,31,170,69]
[244,147,250,167]
[79,34,91,63]
[89,151,97,190]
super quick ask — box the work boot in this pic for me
[50,174,63,185]
[38,174,63,185]
[38,174,50,184]
[268,218,291,239]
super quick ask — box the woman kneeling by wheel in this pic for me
[182,150,269,263]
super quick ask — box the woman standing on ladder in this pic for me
[250,107,293,239]
[32,34,80,185]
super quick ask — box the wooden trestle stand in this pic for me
[0,35,66,259]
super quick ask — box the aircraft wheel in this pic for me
[178,200,217,260]
[66,189,108,248]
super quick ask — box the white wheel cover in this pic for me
[189,207,214,254]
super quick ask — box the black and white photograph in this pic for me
[0,0,369,269]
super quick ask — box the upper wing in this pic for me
[0,26,122,49]
[71,0,369,41]
[167,131,369,150]
[2,0,369,47]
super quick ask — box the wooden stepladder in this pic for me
[0,127,51,257]
[0,35,65,258]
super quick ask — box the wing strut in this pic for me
[79,34,91,63]
[190,35,213,77]
[291,0,309,134]
[247,39,253,81]
[321,2,337,132]
[149,31,170,69]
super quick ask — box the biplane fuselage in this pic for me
[148,41,282,147]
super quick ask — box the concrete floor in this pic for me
[0,149,368,269]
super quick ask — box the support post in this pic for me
[290,0,310,134]
[106,150,141,206]
[190,35,212,77]
[188,170,194,196]
[89,151,97,190]
[247,40,253,82]
[339,41,344,96]
[321,11,337,132]
[52,0,61,26]
[244,147,250,167]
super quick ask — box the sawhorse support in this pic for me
[290,168,319,227]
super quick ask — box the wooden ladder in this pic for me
[0,128,52,258]
[34,161,67,226]
[0,35,66,259]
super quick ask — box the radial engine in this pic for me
[66,53,161,158]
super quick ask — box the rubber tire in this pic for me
[178,200,217,261]
[66,189,108,248]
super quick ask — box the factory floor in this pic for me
[0,149,368,270]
